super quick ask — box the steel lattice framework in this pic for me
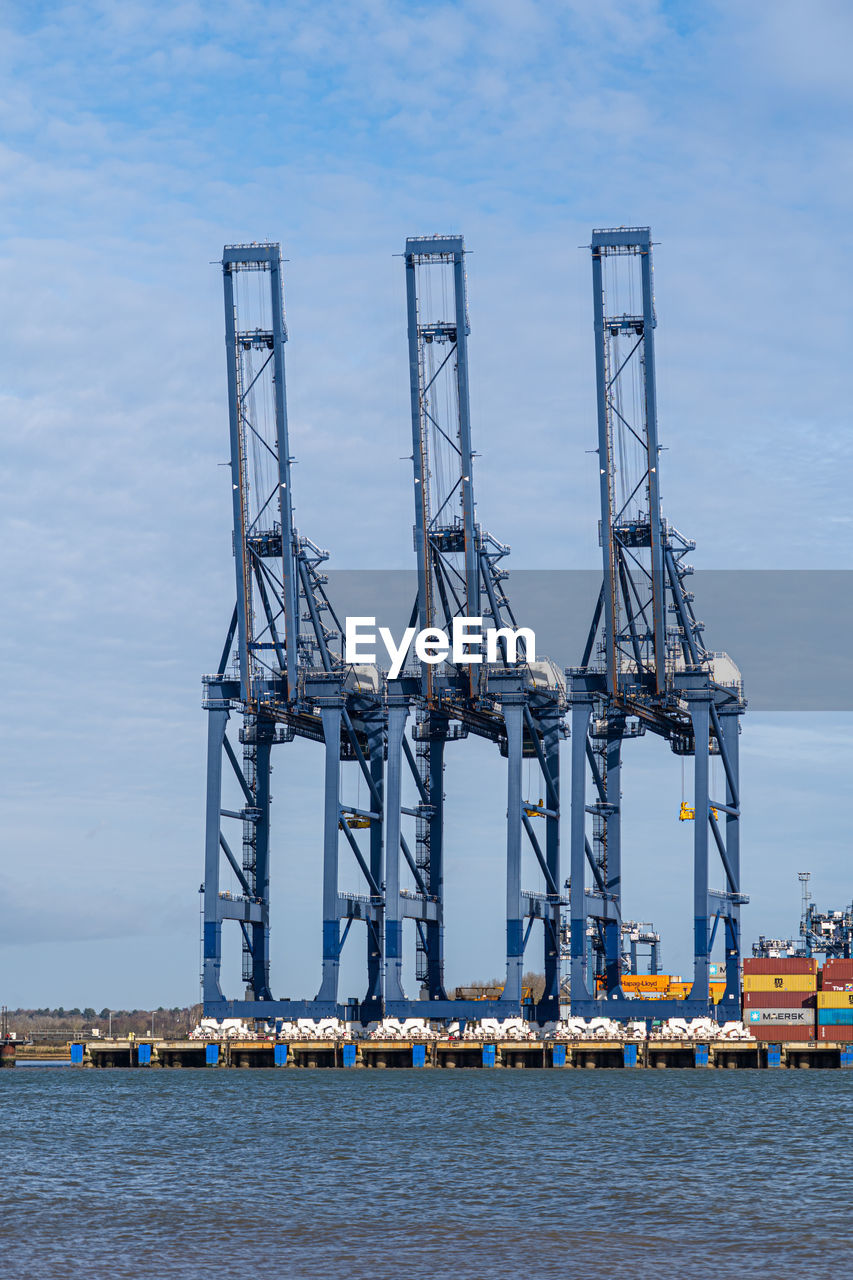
[202,243,386,1023]
[198,230,746,1030]
[568,228,747,1022]
[382,236,566,1022]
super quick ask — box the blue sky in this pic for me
[1,0,852,1007]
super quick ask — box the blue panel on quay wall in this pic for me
[695,1044,709,1066]
[482,1045,496,1068]
[623,1044,638,1067]
[205,1044,220,1066]
[552,1044,567,1067]
[412,1044,426,1068]
[137,1044,151,1066]
[342,1044,357,1067]
[274,1044,288,1067]
[70,1044,84,1065]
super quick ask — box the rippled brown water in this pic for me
[1,1068,850,1278]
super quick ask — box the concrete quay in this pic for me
[17,1037,853,1070]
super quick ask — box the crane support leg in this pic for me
[202,703,228,1004]
[721,705,742,1013]
[570,693,594,1002]
[501,697,525,1008]
[383,702,408,1005]
[603,726,623,994]
[316,704,343,1006]
[247,726,273,1002]
[364,710,386,1014]
[689,692,711,1006]
[540,705,562,1022]
[424,729,447,1000]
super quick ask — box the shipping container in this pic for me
[819,979,853,992]
[743,958,817,975]
[817,1009,853,1025]
[821,959,853,979]
[817,1025,853,1042]
[751,1024,813,1042]
[742,974,816,993]
[743,990,814,1009]
[745,1008,814,1027]
[621,975,672,992]
[817,990,853,1009]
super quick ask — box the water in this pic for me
[1,1069,850,1278]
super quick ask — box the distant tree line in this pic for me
[3,1005,203,1040]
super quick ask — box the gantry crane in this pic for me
[568,228,747,1023]
[383,235,566,1022]
[201,243,386,1023]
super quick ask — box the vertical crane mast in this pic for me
[405,236,481,690]
[383,235,566,1023]
[223,245,299,703]
[202,243,385,1024]
[569,228,746,1023]
[206,243,299,1005]
[592,228,667,698]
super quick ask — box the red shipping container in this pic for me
[821,960,853,990]
[742,990,815,1009]
[818,1025,853,1042]
[751,1024,813,1041]
[743,958,817,975]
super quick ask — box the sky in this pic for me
[1,0,852,1008]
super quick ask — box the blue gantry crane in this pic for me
[383,236,567,1023]
[201,243,387,1024]
[199,231,750,1030]
[568,228,747,1023]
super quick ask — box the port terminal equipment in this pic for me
[200,239,565,1026]
[798,873,853,959]
[382,236,567,1024]
[201,243,387,1024]
[568,228,747,1023]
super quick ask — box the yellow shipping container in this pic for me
[742,974,816,993]
[817,991,853,1008]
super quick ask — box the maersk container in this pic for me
[746,1008,813,1026]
